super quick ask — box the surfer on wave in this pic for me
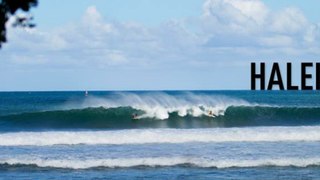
[132,113,138,120]
[208,110,216,117]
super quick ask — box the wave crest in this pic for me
[68,92,252,119]
[0,126,320,146]
[1,157,320,169]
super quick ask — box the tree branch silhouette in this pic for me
[0,0,38,48]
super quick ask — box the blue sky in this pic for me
[34,0,202,27]
[0,0,320,91]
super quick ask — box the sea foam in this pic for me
[0,126,320,146]
[67,92,252,119]
[1,157,320,169]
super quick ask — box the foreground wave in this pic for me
[0,126,319,146]
[1,105,320,129]
[1,157,320,169]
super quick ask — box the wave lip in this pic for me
[1,157,320,169]
[74,92,252,120]
[1,126,320,146]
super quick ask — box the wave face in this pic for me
[1,157,320,169]
[1,105,320,129]
[1,91,320,130]
[0,126,319,146]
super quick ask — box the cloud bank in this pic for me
[0,0,319,90]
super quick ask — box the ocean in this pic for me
[0,91,319,179]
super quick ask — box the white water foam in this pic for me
[65,92,253,119]
[1,126,320,146]
[1,157,320,169]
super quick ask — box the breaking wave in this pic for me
[0,126,319,146]
[1,105,320,129]
[1,92,320,129]
[1,157,320,169]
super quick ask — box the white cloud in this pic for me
[269,7,308,34]
[304,23,320,44]
[83,6,103,23]
[202,0,269,34]
[202,0,320,51]
[1,2,320,71]
[259,35,294,47]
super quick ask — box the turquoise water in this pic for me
[0,91,319,179]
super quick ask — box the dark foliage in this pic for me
[0,0,38,48]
